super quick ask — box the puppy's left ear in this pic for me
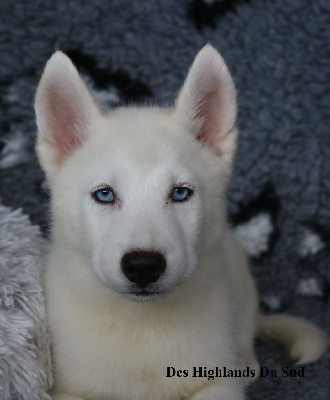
[174,45,237,164]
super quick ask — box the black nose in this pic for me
[121,250,166,286]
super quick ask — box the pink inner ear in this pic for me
[195,86,224,151]
[47,85,87,163]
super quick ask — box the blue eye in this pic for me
[93,188,115,203]
[171,187,193,202]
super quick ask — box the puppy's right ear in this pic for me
[35,51,99,179]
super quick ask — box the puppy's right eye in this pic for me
[171,186,193,202]
[93,188,115,204]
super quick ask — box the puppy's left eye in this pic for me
[171,187,193,202]
[93,188,115,204]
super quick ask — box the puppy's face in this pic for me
[35,46,237,301]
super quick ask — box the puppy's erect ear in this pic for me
[35,51,99,178]
[174,45,237,164]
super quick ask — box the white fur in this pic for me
[35,45,327,400]
[258,315,328,365]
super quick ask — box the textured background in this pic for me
[0,0,329,399]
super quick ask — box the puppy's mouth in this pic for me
[124,288,169,302]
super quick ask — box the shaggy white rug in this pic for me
[0,203,52,400]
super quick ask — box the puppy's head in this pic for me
[35,45,237,302]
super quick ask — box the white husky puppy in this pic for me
[35,45,327,400]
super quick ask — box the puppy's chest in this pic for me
[52,307,231,399]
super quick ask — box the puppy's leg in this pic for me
[236,316,259,384]
[190,381,244,400]
[222,234,259,383]
[50,393,85,400]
